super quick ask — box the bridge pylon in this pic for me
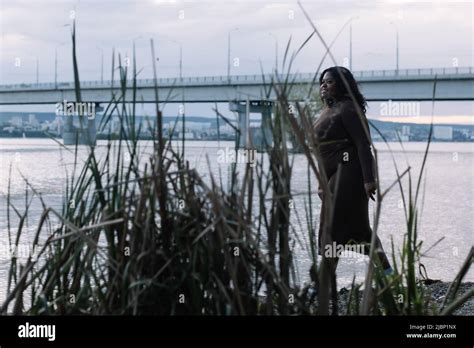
[229,100,273,151]
[62,103,100,146]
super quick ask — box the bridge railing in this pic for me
[0,67,472,91]
[354,67,472,77]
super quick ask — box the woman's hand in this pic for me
[364,181,377,201]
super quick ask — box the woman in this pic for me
[313,66,392,275]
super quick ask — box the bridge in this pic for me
[0,67,473,105]
[1,67,472,147]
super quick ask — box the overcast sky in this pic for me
[0,0,473,123]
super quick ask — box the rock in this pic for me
[332,281,473,315]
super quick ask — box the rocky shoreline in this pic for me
[422,281,474,315]
[336,281,474,315]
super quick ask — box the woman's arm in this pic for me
[340,101,375,185]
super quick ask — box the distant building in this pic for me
[28,114,39,128]
[41,122,50,132]
[50,116,63,134]
[218,124,236,135]
[398,125,411,141]
[399,135,409,141]
[460,128,471,137]
[180,132,195,140]
[10,116,23,128]
[402,125,410,136]
[371,133,383,141]
[111,119,121,134]
[171,121,212,132]
[433,126,453,140]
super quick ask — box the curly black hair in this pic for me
[319,66,368,114]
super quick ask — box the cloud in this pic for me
[0,0,472,82]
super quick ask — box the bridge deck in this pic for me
[0,67,473,103]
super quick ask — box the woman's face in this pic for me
[320,71,339,100]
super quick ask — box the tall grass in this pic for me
[0,22,298,315]
[1,12,472,315]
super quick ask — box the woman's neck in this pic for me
[326,95,350,107]
[326,96,341,107]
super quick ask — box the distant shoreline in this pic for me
[0,134,472,143]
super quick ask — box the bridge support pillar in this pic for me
[229,100,273,150]
[62,103,99,146]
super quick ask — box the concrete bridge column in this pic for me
[260,101,273,149]
[63,112,74,144]
[229,100,249,148]
[229,100,273,150]
[87,103,100,146]
[62,102,99,146]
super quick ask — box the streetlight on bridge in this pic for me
[35,57,39,84]
[389,21,400,74]
[169,39,183,80]
[227,27,239,82]
[96,46,104,83]
[349,16,359,70]
[55,42,66,88]
[268,33,278,72]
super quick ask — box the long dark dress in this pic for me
[313,97,375,255]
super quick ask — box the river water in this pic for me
[0,138,473,303]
